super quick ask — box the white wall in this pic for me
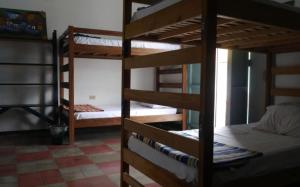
[0,0,155,131]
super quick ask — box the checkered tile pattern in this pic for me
[0,135,161,187]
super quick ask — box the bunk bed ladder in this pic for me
[155,65,188,129]
[59,26,75,144]
[121,0,217,186]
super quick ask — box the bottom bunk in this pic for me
[62,103,183,128]
[123,104,300,187]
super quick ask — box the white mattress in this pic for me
[74,104,177,120]
[132,0,181,21]
[131,0,299,21]
[128,124,300,185]
[74,35,180,50]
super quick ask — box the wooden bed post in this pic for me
[265,52,275,108]
[121,1,132,187]
[155,67,160,92]
[182,64,188,130]
[200,0,217,186]
[68,26,75,144]
[52,30,59,123]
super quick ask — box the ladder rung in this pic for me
[124,89,201,111]
[125,46,202,69]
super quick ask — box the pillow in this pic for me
[254,106,277,133]
[254,105,300,135]
[138,102,167,109]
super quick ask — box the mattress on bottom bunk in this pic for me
[73,35,180,50]
[74,104,177,120]
[128,124,300,185]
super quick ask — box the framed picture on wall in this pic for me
[0,8,47,39]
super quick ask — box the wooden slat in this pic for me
[122,173,143,187]
[124,89,201,111]
[60,82,69,89]
[159,83,182,88]
[61,64,69,72]
[124,119,200,157]
[132,0,161,5]
[159,68,182,74]
[272,66,300,75]
[271,88,300,97]
[75,118,120,128]
[218,23,259,36]
[125,0,201,39]
[182,34,201,43]
[73,27,122,37]
[217,28,284,43]
[130,114,182,124]
[159,24,200,40]
[221,33,300,49]
[217,0,300,31]
[123,149,187,187]
[60,98,69,107]
[125,46,202,69]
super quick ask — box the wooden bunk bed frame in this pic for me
[121,0,300,187]
[59,26,187,144]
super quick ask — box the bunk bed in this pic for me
[121,0,300,187]
[59,26,187,144]
[0,30,58,125]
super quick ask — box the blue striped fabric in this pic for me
[133,129,262,168]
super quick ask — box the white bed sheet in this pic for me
[74,36,180,50]
[74,104,177,120]
[128,124,300,185]
[131,0,299,21]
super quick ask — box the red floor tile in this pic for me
[80,145,113,154]
[68,175,117,187]
[19,172,44,187]
[41,170,64,185]
[19,170,63,187]
[16,150,51,162]
[97,160,120,174]
[0,164,16,176]
[48,145,76,151]
[56,155,93,168]
[103,138,121,145]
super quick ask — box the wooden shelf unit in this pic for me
[0,31,58,125]
[121,1,300,187]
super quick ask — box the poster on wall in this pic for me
[0,8,47,39]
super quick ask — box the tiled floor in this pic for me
[0,128,160,187]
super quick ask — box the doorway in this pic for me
[214,49,229,128]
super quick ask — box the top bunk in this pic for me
[59,26,180,59]
[127,0,300,52]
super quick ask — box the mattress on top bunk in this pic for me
[74,104,177,120]
[73,34,180,50]
[132,0,182,21]
[131,0,299,21]
[128,124,300,185]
